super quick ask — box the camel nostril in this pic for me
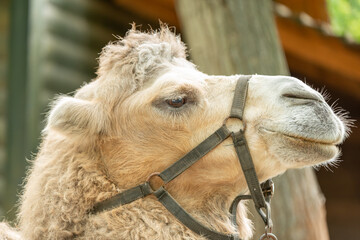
[282,92,323,102]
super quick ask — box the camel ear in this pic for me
[45,96,109,136]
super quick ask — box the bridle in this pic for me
[91,76,278,240]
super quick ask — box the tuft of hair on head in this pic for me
[71,23,191,110]
[95,23,187,91]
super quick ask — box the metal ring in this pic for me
[259,233,278,240]
[223,117,246,132]
[146,172,161,182]
[146,172,164,192]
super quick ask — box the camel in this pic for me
[0,26,348,240]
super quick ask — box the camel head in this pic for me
[42,26,348,238]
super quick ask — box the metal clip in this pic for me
[256,202,272,226]
[259,210,278,240]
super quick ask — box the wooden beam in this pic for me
[111,0,360,100]
[114,0,179,27]
[275,0,329,22]
[276,17,360,100]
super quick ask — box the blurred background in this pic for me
[0,0,359,239]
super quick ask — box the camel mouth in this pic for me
[281,133,339,146]
[260,127,341,146]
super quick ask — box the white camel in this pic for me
[0,26,348,240]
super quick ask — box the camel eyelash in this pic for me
[152,90,198,112]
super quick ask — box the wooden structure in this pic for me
[115,0,360,101]
[0,0,9,217]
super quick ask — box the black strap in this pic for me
[232,131,266,212]
[229,76,268,224]
[159,125,231,183]
[230,76,250,120]
[229,194,251,240]
[91,182,152,213]
[91,126,231,214]
[154,187,237,240]
[229,194,251,222]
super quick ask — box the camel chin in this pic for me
[261,128,340,167]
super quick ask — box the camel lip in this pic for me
[259,127,341,146]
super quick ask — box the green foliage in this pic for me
[327,0,360,42]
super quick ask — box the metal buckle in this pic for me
[146,172,165,192]
[261,180,275,198]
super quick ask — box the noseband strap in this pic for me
[230,76,248,120]
[91,75,275,240]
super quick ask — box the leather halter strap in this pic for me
[230,76,267,212]
[91,75,274,240]
[91,125,231,213]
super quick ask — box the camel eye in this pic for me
[166,97,187,108]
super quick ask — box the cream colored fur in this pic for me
[0,223,21,240]
[0,26,347,240]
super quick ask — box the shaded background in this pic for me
[0,0,359,239]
